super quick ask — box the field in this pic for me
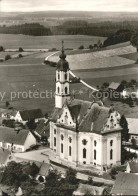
[0,35,138,117]
[0,34,106,50]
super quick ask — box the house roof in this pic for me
[128,161,138,173]
[35,119,50,137]
[19,109,44,121]
[127,118,138,135]
[39,163,54,176]
[0,126,30,145]
[111,172,138,195]
[73,183,105,196]
[51,99,119,134]
[108,82,121,90]
[0,148,10,164]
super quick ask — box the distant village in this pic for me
[0,46,137,196]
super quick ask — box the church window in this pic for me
[69,146,71,156]
[61,143,63,153]
[110,140,113,146]
[82,139,87,145]
[65,87,68,94]
[58,72,60,80]
[94,140,97,147]
[69,137,72,143]
[83,148,86,159]
[65,114,68,125]
[54,137,56,147]
[61,134,64,140]
[94,150,96,160]
[83,161,86,164]
[54,129,56,134]
[110,149,113,160]
[65,73,67,80]
[57,87,60,94]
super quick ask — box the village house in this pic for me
[111,172,138,195]
[36,162,54,182]
[108,82,124,92]
[12,109,44,124]
[50,48,122,170]
[126,160,138,175]
[0,126,36,152]
[127,118,138,144]
[34,119,50,142]
[122,86,138,99]
[73,183,106,196]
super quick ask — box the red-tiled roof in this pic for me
[111,172,138,195]
[0,126,29,145]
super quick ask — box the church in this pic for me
[50,46,122,170]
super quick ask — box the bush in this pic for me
[5,54,11,61]
[19,47,24,52]
[78,45,84,49]
[0,46,4,52]
[18,54,23,58]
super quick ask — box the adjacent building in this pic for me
[50,49,122,170]
[126,160,138,175]
[127,118,138,144]
[111,172,138,195]
[0,126,36,152]
[13,109,44,124]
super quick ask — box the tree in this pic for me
[78,45,84,49]
[65,168,77,185]
[5,54,11,61]
[5,101,10,108]
[19,47,24,52]
[18,54,23,58]
[131,138,137,149]
[120,115,129,141]
[2,119,15,128]
[89,45,93,50]
[0,46,4,52]
[26,119,37,130]
[131,33,138,52]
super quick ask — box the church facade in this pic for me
[50,48,122,170]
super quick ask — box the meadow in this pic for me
[0,34,106,50]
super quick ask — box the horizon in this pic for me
[0,0,138,12]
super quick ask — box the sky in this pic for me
[0,0,138,12]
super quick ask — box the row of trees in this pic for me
[0,23,52,36]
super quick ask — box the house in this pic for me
[13,109,44,124]
[0,148,11,167]
[34,119,50,141]
[50,48,122,170]
[122,87,138,99]
[73,183,106,196]
[0,126,36,152]
[36,162,54,182]
[126,160,138,175]
[108,82,124,92]
[111,172,138,195]
[127,118,138,144]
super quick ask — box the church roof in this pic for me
[56,48,69,72]
[51,99,117,134]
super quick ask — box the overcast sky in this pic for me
[0,0,138,12]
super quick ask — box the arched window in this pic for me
[54,129,56,134]
[61,143,63,153]
[58,72,60,80]
[94,140,97,147]
[110,149,113,160]
[65,114,68,125]
[82,139,87,145]
[83,148,86,159]
[54,137,56,147]
[94,150,96,160]
[65,87,68,94]
[110,140,113,147]
[57,87,60,94]
[65,73,67,80]
[61,134,64,140]
[69,146,71,156]
[69,137,72,143]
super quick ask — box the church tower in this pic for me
[55,41,70,108]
